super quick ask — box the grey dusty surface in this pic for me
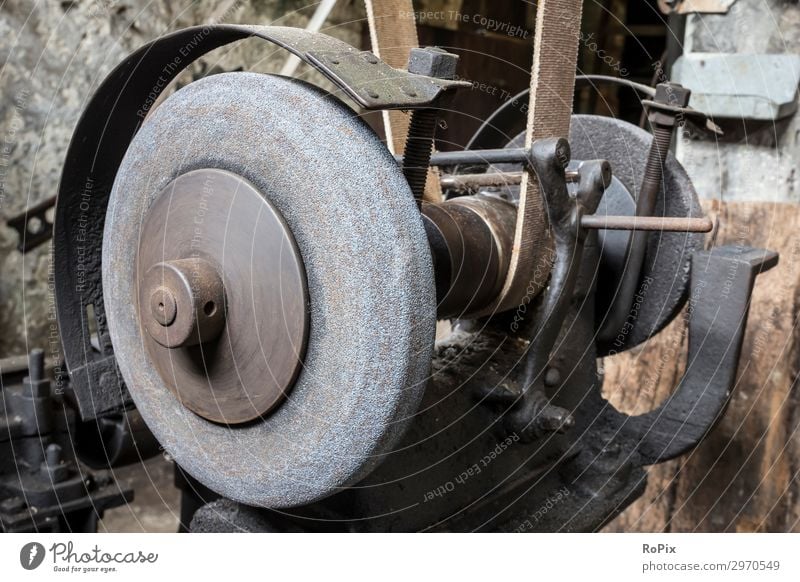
[99,456,180,533]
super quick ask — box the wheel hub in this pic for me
[136,168,308,424]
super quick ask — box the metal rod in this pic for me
[440,170,580,191]
[441,172,521,190]
[395,147,530,167]
[581,215,713,233]
[575,74,657,98]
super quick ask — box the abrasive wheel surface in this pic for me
[103,72,436,507]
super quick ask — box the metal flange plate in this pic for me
[136,170,308,424]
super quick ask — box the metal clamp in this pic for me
[505,139,611,442]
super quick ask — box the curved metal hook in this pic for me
[607,246,778,465]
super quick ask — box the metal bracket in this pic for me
[6,195,56,253]
[504,139,611,442]
[307,49,468,109]
[607,245,778,465]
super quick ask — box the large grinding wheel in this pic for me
[103,72,436,507]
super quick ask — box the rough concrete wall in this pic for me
[0,0,365,357]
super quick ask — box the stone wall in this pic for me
[0,0,365,357]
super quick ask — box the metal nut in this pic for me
[654,82,692,108]
[407,47,459,80]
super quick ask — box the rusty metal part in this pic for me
[598,83,690,342]
[102,72,435,507]
[7,194,56,253]
[53,25,462,420]
[422,194,516,319]
[134,169,308,425]
[402,48,459,203]
[441,172,522,192]
[506,148,610,442]
[141,258,227,349]
[410,147,540,168]
[581,215,713,232]
[439,170,580,193]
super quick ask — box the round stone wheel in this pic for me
[103,72,436,508]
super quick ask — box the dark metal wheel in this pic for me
[466,109,704,354]
[136,169,309,424]
[103,72,436,507]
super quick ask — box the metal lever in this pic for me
[506,141,611,442]
[608,245,778,464]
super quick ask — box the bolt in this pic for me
[654,82,691,109]
[407,47,459,80]
[23,348,50,398]
[28,349,45,383]
[41,443,68,483]
[544,367,561,387]
[402,47,460,203]
[150,287,177,326]
[598,82,692,342]
[642,83,691,213]
[46,443,62,467]
[45,443,61,467]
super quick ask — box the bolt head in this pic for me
[654,82,691,108]
[407,47,459,80]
